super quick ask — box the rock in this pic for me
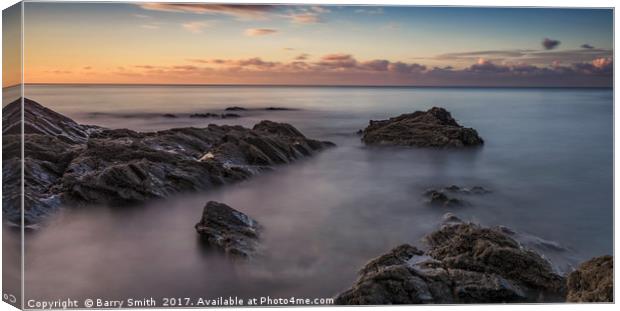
[424,190,468,207]
[566,255,613,302]
[264,107,298,111]
[425,223,566,300]
[361,107,484,148]
[441,212,463,225]
[221,113,241,119]
[190,113,221,118]
[2,98,334,225]
[190,113,241,119]
[334,222,566,304]
[225,106,247,111]
[3,98,100,144]
[195,201,261,259]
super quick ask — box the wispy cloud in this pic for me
[140,24,160,30]
[182,21,212,33]
[290,13,321,24]
[295,53,310,60]
[244,28,278,36]
[138,3,275,20]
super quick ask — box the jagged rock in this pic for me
[361,107,484,148]
[195,201,261,259]
[425,223,566,299]
[335,222,567,304]
[2,98,100,144]
[567,255,613,302]
[2,98,334,224]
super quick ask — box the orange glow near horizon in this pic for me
[5,2,613,87]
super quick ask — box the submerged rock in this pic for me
[2,98,334,224]
[190,113,221,118]
[225,106,247,111]
[195,201,261,259]
[334,222,567,304]
[567,255,613,302]
[361,107,484,148]
[190,113,241,119]
[424,190,468,207]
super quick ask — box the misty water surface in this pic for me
[5,85,613,302]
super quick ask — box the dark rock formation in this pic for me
[567,255,613,302]
[225,106,247,111]
[2,98,334,225]
[190,113,241,119]
[264,107,298,111]
[221,113,241,119]
[444,185,491,195]
[334,222,567,304]
[190,113,221,118]
[195,201,261,259]
[361,107,484,148]
[3,98,100,144]
[423,190,468,207]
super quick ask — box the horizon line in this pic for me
[2,83,612,89]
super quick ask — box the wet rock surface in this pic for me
[361,107,484,147]
[335,221,568,304]
[195,201,261,259]
[567,255,613,302]
[2,98,334,225]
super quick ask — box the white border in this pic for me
[0,1,617,311]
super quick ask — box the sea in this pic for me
[2,85,614,303]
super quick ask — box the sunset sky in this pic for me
[8,2,614,87]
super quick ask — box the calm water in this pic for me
[8,85,614,303]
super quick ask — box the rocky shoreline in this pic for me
[2,98,333,225]
[333,214,613,304]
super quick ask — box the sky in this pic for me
[6,2,614,87]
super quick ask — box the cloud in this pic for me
[310,6,331,14]
[140,24,160,30]
[581,44,595,49]
[244,28,278,36]
[47,70,72,74]
[82,66,92,70]
[182,21,212,33]
[354,7,384,15]
[295,53,310,60]
[133,14,151,19]
[125,53,612,87]
[434,48,612,67]
[290,13,321,24]
[138,3,275,20]
[542,38,561,50]
[437,49,533,60]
